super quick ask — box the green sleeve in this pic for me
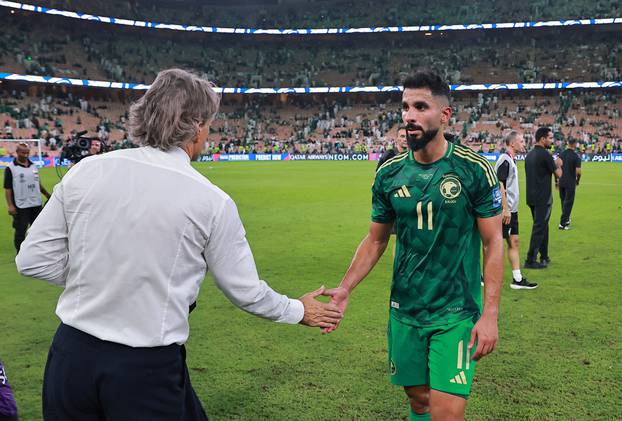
[371,172,395,223]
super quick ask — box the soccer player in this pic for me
[556,139,582,230]
[325,70,504,420]
[495,132,538,290]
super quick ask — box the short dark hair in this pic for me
[397,126,407,132]
[535,127,552,142]
[403,70,451,101]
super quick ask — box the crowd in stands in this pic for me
[1,88,620,158]
[1,1,620,159]
[453,90,622,155]
[35,0,622,28]
[2,7,621,88]
[0,90,137,157]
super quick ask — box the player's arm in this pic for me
[576,167,582,185]
[339,222,392,291]
[324,167,396,332]
[498,184,510,225]
[551,155,562,188]
[3,168,17,216]
[554,156,562,180]
[322,221,392,333]
[495,161,510,225]
[469,214,504,361]
[323,169,395,333]
[4,188,17,215]
[576,156,582,186]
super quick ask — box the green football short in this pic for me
[387,314,478,397]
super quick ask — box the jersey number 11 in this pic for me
[416,201,433,231]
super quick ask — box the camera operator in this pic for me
[62,133,105,168]
[89,139,102,156]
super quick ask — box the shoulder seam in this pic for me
[456,152,496,186]
[376,151,408,173]
[453,147,498,187]
[454,144,496,167]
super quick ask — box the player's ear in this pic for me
[440,105,452,125]
[193,122,202,144]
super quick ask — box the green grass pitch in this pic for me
[1,161,620,420]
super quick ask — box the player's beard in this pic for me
[406,124,439,151]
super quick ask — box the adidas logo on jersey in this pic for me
[394,185,411,198]
[449,371,468,385]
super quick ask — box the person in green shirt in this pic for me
[324,70,504,421]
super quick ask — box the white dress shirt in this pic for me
[15,146,304,347]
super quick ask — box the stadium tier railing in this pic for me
[1,73,621,93]
[1,1,620,35]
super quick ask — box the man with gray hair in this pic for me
[495,131,538,290]
[16,68,342,420]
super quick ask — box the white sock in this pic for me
[512,269,522,282]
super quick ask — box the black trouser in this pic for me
[43,324,208,421]
[12,206,42,252]
[527,201,552,262]
[559,187,576,227]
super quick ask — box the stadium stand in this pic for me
[0,1,620,159]
[32,0,622,28]
[1,8,621,87]
[2,87,620,157]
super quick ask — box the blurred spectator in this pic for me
[1,87,619,158]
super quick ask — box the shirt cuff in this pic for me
[278,298,304,324]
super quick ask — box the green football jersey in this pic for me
[372,142,502,327]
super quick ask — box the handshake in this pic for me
[298,285,350,333]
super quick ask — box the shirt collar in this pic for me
[168,146,192,164]
[145,146,191,166]
[408,140,453,164]
[13,158,32,168]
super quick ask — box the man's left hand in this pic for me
[468,314,498,361]
[502,210,511,225]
